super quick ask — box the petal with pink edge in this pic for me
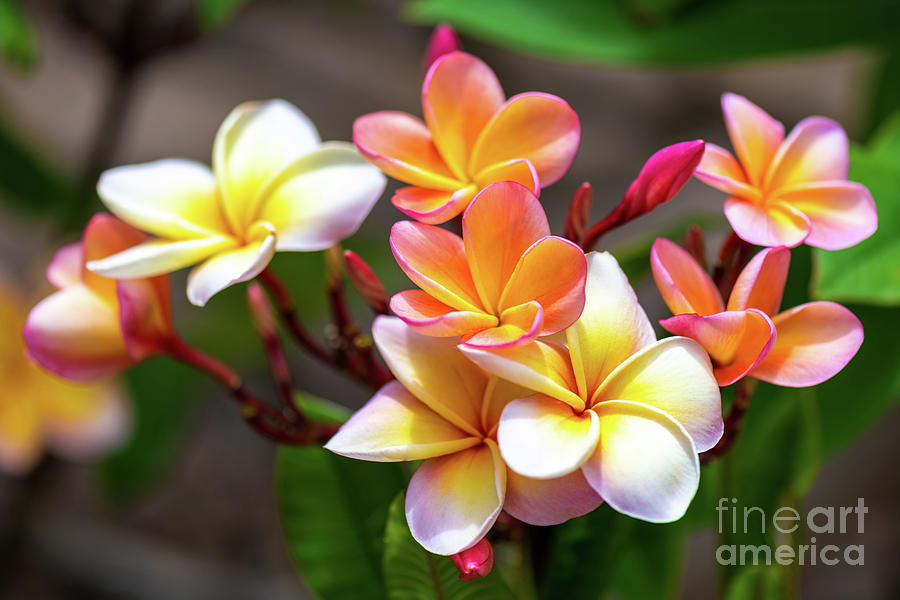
[777,181,877,250]
[324,381,480,461]
[423,52,505,180]
[406,441,505,555]
[694,143,761,200]
[752,301,863,387]
[724,197,810,248]
[46,243,82,289]
[497,394,599,479]
[462,301,543,349]
[390,290,497,337]
[186,232,276,307]
[765,117,849,191]
[392,184,478,225]
[591,337,722,451]
[660,310,775,388]
[727,247,790,315]
[721,93,784,186]
[373,316,485,436]
[470,93,580,186]
[651,238,724,316]
[353,111,462,190]
[504,468,603,526]
[582,400,700,522]
[568,252,655,400]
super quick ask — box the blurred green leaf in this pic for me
[724,566,787,600]
[276,446,406,600]
[405,0,900,67]
[295,391,352,425]
[0,0,38,69]
[195,0,251,31]
[382,493,515,600]
[613,214,719,284]
[864,46,900,137]
[97,359,198,504]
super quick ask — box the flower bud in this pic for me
[622,139,705,220]
[564,182,592,243]
[683,225,707,269]
[247,282,278,341]
[344,250,388,315]
[424,23,462,73]
[450,537,493,582]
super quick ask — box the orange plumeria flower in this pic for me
[389,182,587,349]
[354,51,580,224]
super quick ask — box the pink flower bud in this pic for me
[344,250,388,315]
[247,282,278,341]
[683,225,707,269]
[565,182,592,243]
[424,23,462,73]
[622,139,705,220]
[450,537,493,582]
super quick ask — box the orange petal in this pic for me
[353,111,462,190]
[470,93,580,186]
[777,181,878,250]
[81,214,148,300]
[473,158,539,194]
[462,182,550,313]
[765,117,849,191]
[650,237,723,316]
[462,301,543,349]
[390,289,497,337]
[724,197,810,248]
[721,93,784,186]
[392,185,478,225]
[390,220,483,312]
[499,236,586,335]
[423,52,505,180]
[694,143,760,200]
[727,247,790,315]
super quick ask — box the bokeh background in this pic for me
[0,1,898,598]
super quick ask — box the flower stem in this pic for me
[700,378,756,464]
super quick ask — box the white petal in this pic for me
[87,237,234,279]
[186,233,276,306]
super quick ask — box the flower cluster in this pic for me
[18,26,874,582]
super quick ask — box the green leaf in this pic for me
[404,0,900,67]
[195,0,251,31]
[276,446,407,600]
[724,566,788,600]
[0,0,38,70]
[295,392,352,425]
[382,493,515,600]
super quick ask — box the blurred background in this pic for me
[0,0,898,598]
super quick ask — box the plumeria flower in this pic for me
[325,317,602,555]
[695,93,876,249]
[390,181,587,348]
[1,274,129,475]
[461,252,722,523]
[88,100,386,306]
[354,51,579,224]
[24,214,175,381]
[652,238,863,387]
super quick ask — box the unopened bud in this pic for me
[450,538,493,582]
[683,225,707,269]
[564,182,592,243]
[424,23,462,73]
[344,250,388,315]
[247,282,278,341]
[622,139,705,220]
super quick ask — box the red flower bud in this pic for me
[344,250,388,315]
[450,537,493,582]
[565,182,592,244]
[424,23,462,73]
[682,225,707,270]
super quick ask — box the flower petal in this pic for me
[473,158,539,194]
[373,316,485,436]
[459,340,583,411]
[727,246,790,315]
[324,380,480,461]
[651,237,723,316]
[752,301,863,387]
[98,159,227,239]
[213,99,322,232]
[46,243,82,289]
[186,233,276,306]
[499,236,587,335]
[461,301,542,349]
[117,276,173,359]
[87,237,234,279]
[694,143,761,200]
[721,93,784,186]
[392,184,477,225]
[353,111,462,190]
[724,197,810,248]
[591,337,723,452]
[497,394,599,479]
[257,142,386,251]
[659,310,775,388]
[567,252,655,400]
[81,214,151,294]
[470,92,580,186]
[504,468,603,526]
[765,116,849,192]
[390,220,482,312]
[462,182,550,313]
[423,52,505,180]
[777,181,878,250]
[406,441,505,555]
[582,400,699,522]
[390,289,497,337]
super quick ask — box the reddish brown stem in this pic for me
[579,209,624,252]
[700,378,756,463]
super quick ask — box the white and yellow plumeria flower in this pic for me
[88,100,387,306]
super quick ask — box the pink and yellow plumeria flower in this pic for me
[88,100,386,306]
[390,181,587,349]
[325,316,602,555]
[24,214,175,381]
[652,238,863,387]
[695,93,877,249]
[354,51,579,224]
[1,275,129,475]
[461,252,722,523]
